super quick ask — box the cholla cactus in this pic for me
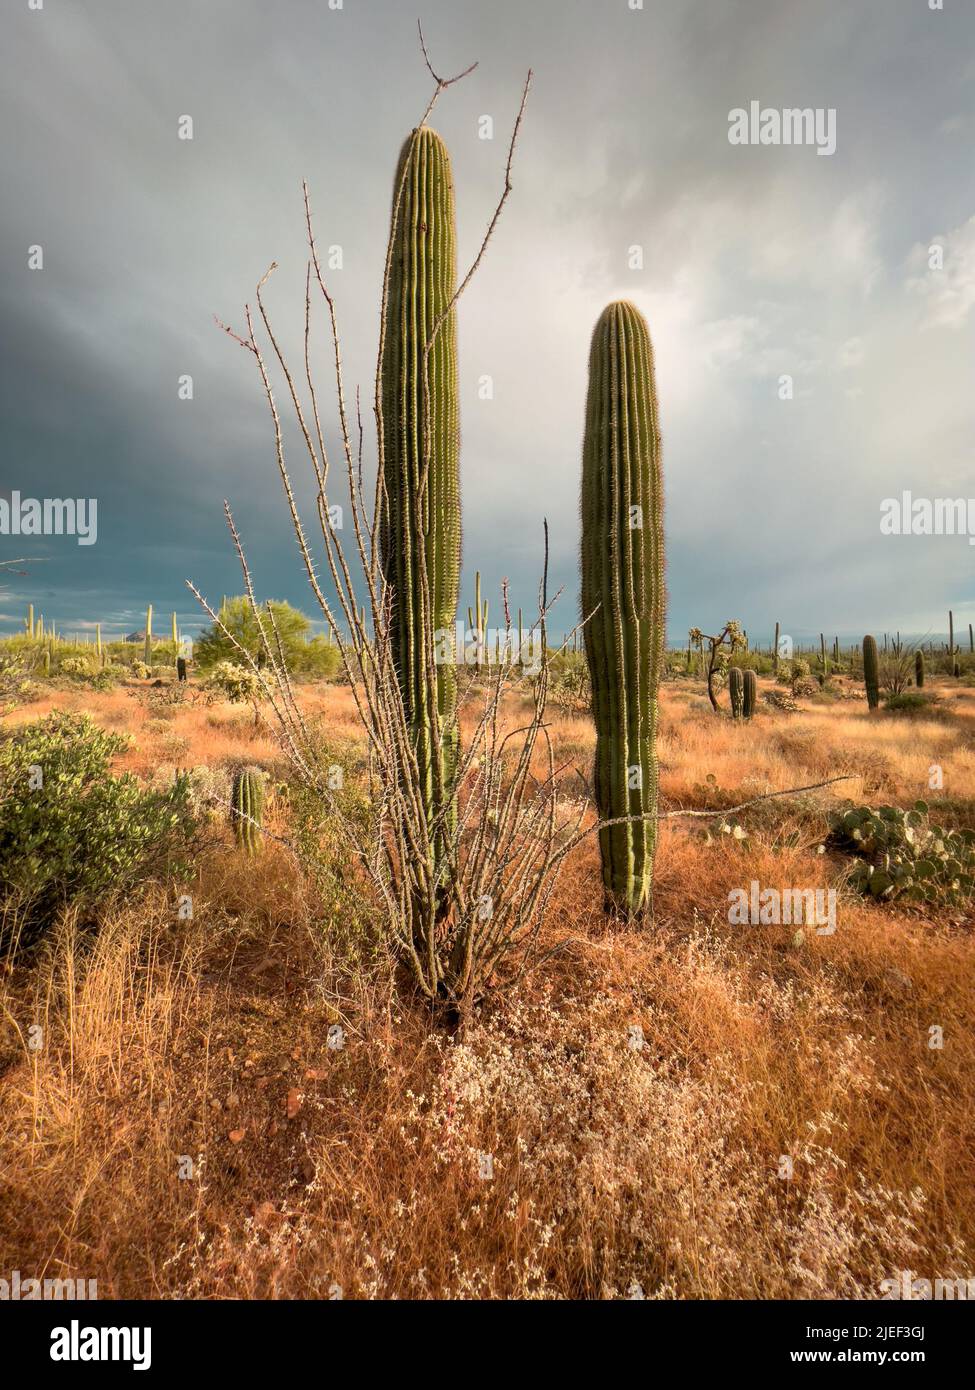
[204,661,258,703]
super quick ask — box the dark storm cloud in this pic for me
[2,0,974,642]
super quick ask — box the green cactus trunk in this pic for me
[863,634,880,710]
[144,604,153,668]
[231,768,264,854]
[915,650,925,689]
[581,301,664,917]
[729,666,745,719]
[379,126,461,888]
[742,668,757,718]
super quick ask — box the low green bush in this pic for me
[0,712,198,952]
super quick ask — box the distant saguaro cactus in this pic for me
[729,666,745,719]
[581,301,664,917]
[231,768,264,854]
[144,604,153,668]
[742,668,757,719]
[379,125,461,887]
[915,650,925,689]
[863,634,880,710]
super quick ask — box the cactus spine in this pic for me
[231,768,264,854]
[729,666,745,719]
[581,301,664,917]
[915,649,925,688]
[379,126,461,880]
[742,668,757,719]
[144,604,153,668]
[863,634,880,710]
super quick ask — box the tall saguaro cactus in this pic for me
[581,301,665,917]
[863,634,880,710]
[728,666,745,719]
[379,126,461,876]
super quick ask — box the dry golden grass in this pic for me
[1,673,973,1298]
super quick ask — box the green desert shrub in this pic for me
[194,597,339,679]
[0,712,198,952]
[829,801,975,908]
[884,691,939,714]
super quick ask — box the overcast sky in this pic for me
[2,0,974,643]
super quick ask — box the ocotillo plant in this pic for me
[379,125,461,889]
[915,649,925,689]
[729,666,745,719]
[863,634,880,710]
[742,668,757,719]
[581,301,664,916]
[144,604,153,668]
[231,768,264,854]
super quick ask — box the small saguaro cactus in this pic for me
[581,301,664,917]
[26,604,34,639]
[231,768,265,854]
[863,634,880,710]
[742,668,757,719]
[144,604,153,668]
[172,612,178,648]
[728,666,745,719]
[915,649,925,689]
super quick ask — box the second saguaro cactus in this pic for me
[379,126,461,874]
[863,634,880,710]
[729,667,745,719]
[743,668,757,719]
[581,301,665,917]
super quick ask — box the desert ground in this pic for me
[1,669,974,1299]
